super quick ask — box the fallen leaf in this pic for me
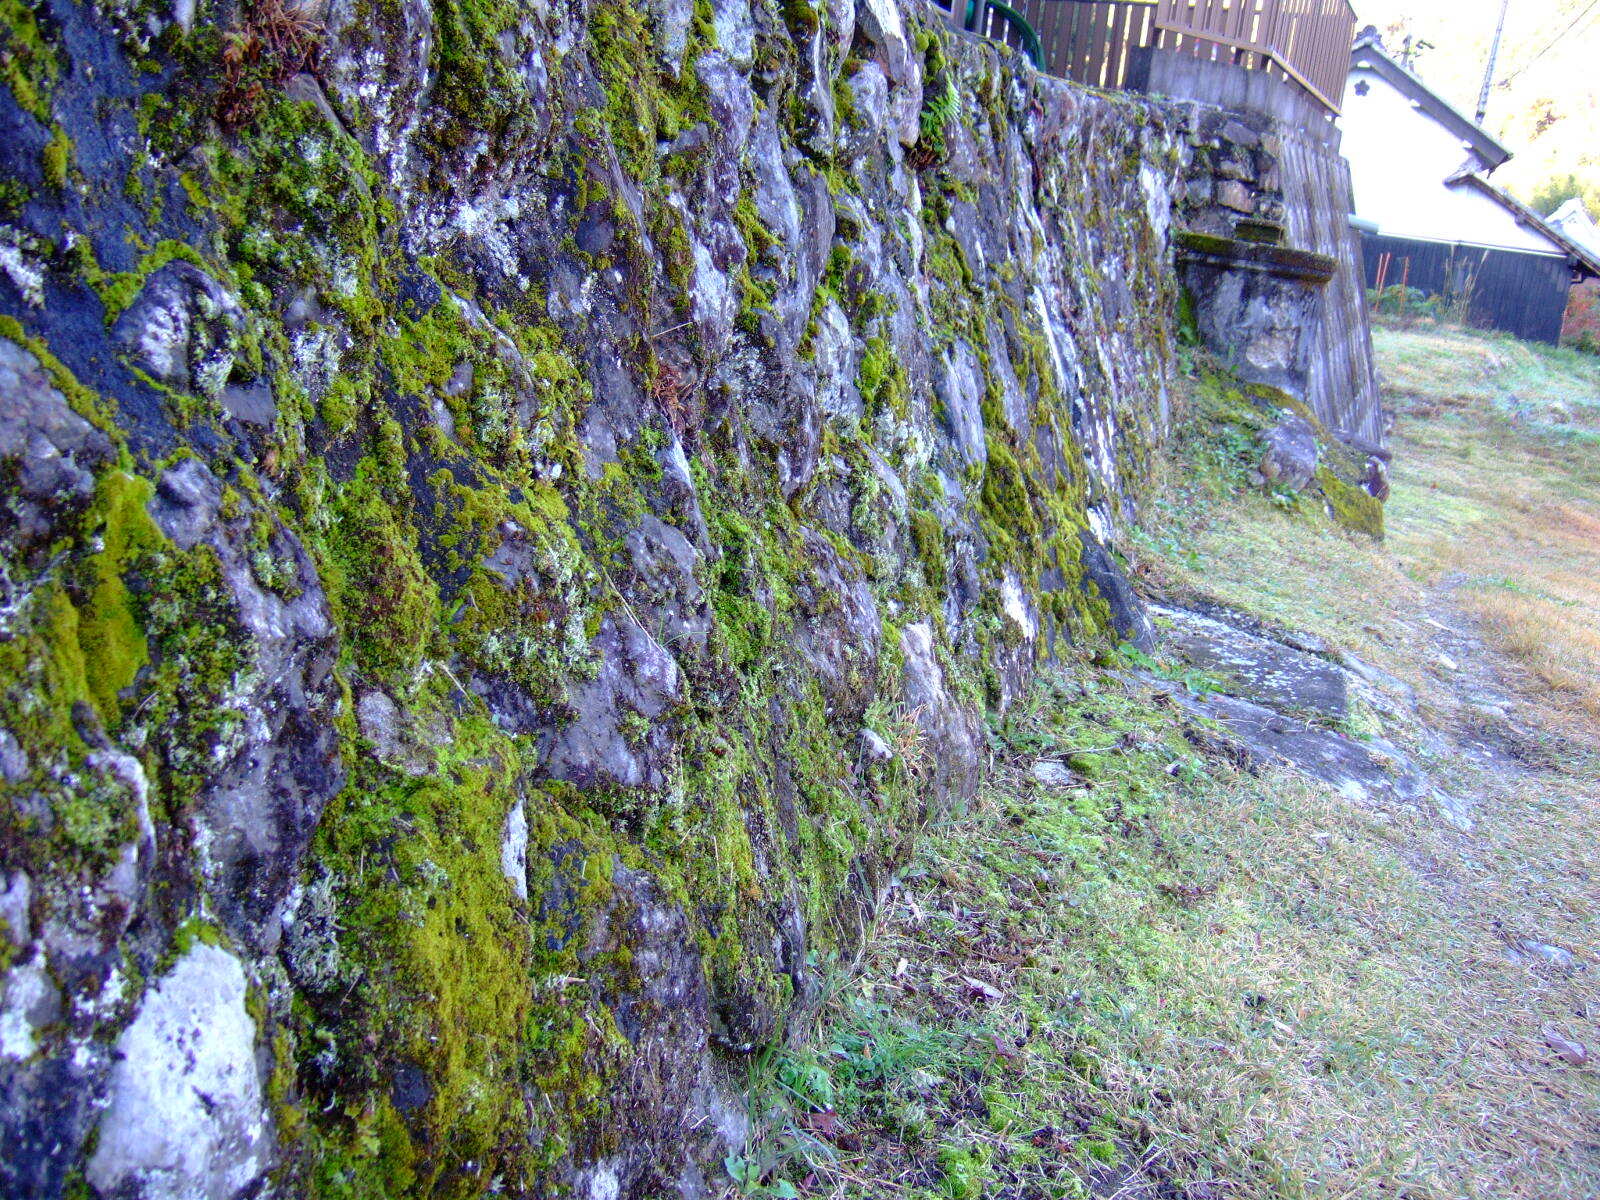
[799,1109,839,1137]
[1543,1025,1592,1066]
[990,1033,1020,1060]
[798,1108,860,1150]
[963,976,1004,1002]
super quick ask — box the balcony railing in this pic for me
[932,0,1357,115]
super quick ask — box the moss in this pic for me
[322,468,439,677]
[83,238,217,326]
[937,1143,992,1199]
[585,0,710,186]
[979,434,1043,568]
[1315,464,1384,538]
[0,465,202,862]
[431,471,597,700]
[302,698,639,1192]
[40,126,71,187]
[910,509,946,591]
[1173,230,1238,258]
[0,0,59,121]
[857,334,908,420]
[72,472,163,722]
[0,4,1213,1189]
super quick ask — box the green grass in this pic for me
[736,334,1600,1200]
[1372,320,1600,444]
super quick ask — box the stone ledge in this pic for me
[1175,230,1336,283]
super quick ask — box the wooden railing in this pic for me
[1150,0,1356,113]
[931,0,1357,114]
[959,1,1159,90]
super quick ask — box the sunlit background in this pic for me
[1349,0,1599,211]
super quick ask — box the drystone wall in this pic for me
[1164,86,1383,449]
[0,0,1189,1196]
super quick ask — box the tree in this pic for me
[1529,173,1599,218]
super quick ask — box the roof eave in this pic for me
[1450,175,1600,277]
[1346,42,1512,169]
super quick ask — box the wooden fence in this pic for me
[931,0,1357,114]
[1361,234,1572,345]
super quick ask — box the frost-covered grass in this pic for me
[1370,321,1600,729]
[738,664,1599,1199]
[1373,319,1600,442]
[736,339,1600,1199]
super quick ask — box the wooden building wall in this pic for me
[1360,234,1572,345]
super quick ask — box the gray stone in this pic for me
[0,955,60,1062]
[356,691,430,777]
[857,0,912,85]
[111,262,245,398]
[148,460,344,953]
[1169,687,1429,808]
[501,798,529,902]
[623,516,712,658]
[1030,760,1074,787]
[811,299,860,422]
[540,615,685,792]
[220,379,276,427]
[900,623,982,810]
[1219,119,1260,148]
[1215,151,1255,182]
[0,729,27,785]
[1216,179,1255,213]
[1154,604,1348,719]
[1542,1026,1591,1066]
[1362,455,1390,500]
[1079,531,1155,650]
[86,944,273,1200]
[1261,413,1319,491]
[935,340,987,468]
[1518,940,1578,969]
[645,0,693,72]
[0,339,115,554]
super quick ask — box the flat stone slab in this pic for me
[1166,687,1430,808]
[1152,604,1349,720]
[1146,601,1466,827]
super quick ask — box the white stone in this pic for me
[1000,573,1037,641]
[860,728,894,764]
[87,944,273,1200]
[1030,761,1073,787]
[713,0,755,65]
[584,1160,622,1200]
[0,231,44,308]
[0,870,30,945]
[0,955,59,1061]
[857,0,911,84]
[502,799,529,902]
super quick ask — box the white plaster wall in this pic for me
[1339,67,1561,255]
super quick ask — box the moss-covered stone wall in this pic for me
[0,0,1181,1194]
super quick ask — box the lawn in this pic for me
[733,326,1600,1200]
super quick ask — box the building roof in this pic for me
[1449,174,1600,278]
[1348,28,1511,172]
[1547,197,1600,257]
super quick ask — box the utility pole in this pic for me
[1475,0,1512,126]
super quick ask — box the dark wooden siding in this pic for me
[1359,233,1571,344]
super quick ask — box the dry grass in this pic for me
[741,670,1600,1200]
[1376,322,1600,732]
[737,327,1600,1200]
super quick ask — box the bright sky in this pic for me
[1351,0,1600,204]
